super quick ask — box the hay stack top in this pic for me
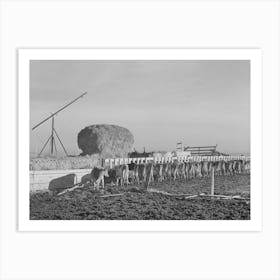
[78,124,134,158]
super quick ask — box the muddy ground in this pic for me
[30,174,250,220]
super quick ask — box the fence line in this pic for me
[104,155,250,167]
[30,155,250,192]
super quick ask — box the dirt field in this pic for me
[30,174,250,220]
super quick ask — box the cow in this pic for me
[104,168,118,184]
[122,164,130,186]
[146,163,154,186]
[224,160,234,176]
[127,162,138,184]
[177,162,186,180]
[235,160,243,174]
[228,161,234,176]
[201,161,210,177]
[185,162,191,180]
[188,162,196,179]
[232,160,238,174]
[195,162,202,178]
[221,161,227,176]
[208,161,213,176]
[48,173,77,195]
[171,161,179,180]
[90,167,109,189]
[112,164,128,186]
[244,160,250,173]
[158,163,164,182]
[114,165,124,186]
[137,163,147,184]
[132,164,140,185]
[214,161,223,176]
[164,162,172,182]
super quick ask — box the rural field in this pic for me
[30,174,250,220]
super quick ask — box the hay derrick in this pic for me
[78,124,134,158]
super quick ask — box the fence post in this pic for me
[211,167,215,198]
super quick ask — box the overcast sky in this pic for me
[30,60,250,156]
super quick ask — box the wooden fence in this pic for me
[30,155,250,192]
[104,155,250,167]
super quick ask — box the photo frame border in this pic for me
[18,48,262,232]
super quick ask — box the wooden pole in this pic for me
[51,117,54,154]
[211,167,215,198]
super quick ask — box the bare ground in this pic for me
[30,174,250,220]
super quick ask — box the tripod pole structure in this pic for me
[32,92,87,157]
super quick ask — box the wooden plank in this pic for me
[184,195,199,199]
[100,193,124,198]
[57,183,85,196]
[148,189,194,196]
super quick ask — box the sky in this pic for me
[30,60,250,156]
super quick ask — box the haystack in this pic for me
[77,124,134,158]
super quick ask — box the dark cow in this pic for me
[104,169,118,184]
[233,160,241,174]
[152,164,160,182]
[127,162,138,184]
[79,173,92,186]
[224,160,233,176]
[137,164,147,184]
[48,173,77,195]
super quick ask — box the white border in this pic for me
[18,49,262,231]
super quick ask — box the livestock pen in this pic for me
[30,155,250,220]
[30,155,250,192]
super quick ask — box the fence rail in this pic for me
[104,155,250,167]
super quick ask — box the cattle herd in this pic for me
[103,158,250,187]
[48,157,251,195]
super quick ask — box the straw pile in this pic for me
[78,124,134,158]
[30,154,100,171]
